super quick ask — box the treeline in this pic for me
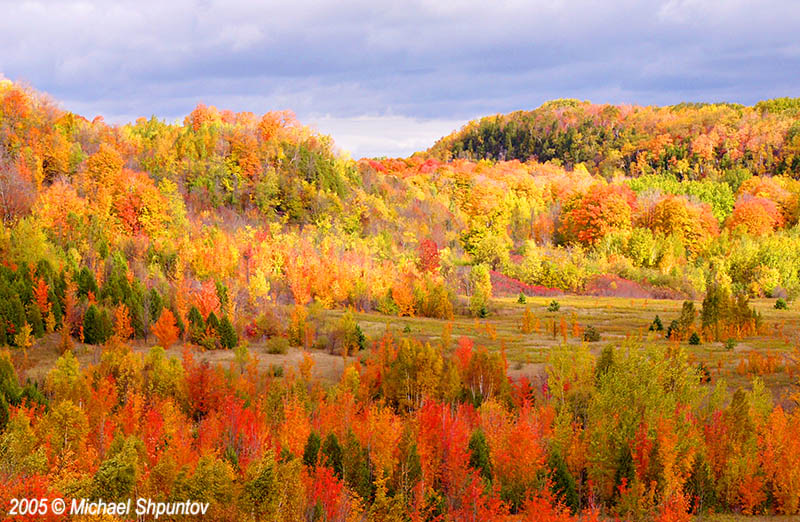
[429,98,800,179]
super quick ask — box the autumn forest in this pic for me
[2,80,800,521]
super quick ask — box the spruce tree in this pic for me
[218,316,238,349]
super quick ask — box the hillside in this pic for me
[429,98,800,179]
[2,81,800,519]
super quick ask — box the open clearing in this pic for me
[16,296,800,407]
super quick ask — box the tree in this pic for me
[113,303,134,340]
[152,309,179,348]
[469,264,492,317]
[0,152,35,225]
[417,239,441,273]
[218,316,238,349]
[468,429,493,482]
[303,432,321,468]
[83,305,112,345]
[566,184,636,245]
[727,195,784,236]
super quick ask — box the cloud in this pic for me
[308,114,468,158]
[1,1,798,157]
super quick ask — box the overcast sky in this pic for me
[1,0,799,158]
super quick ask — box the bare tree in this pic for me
[0,150,35,225]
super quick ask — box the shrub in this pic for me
[583,325,601,342]
[265,337,290,355]
[648,315,664,331]
[688,332,701,345]
[547,300,560,312]
[517,292,527,304]
[774,298,788,310]
[697,362,711,383]
[724,338,736,351]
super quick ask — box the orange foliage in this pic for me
[566,184,636,245]
[152,308,179,348]
[726,195,784,236]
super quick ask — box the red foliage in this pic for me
[417,238,441,273]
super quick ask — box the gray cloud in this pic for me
[1,0,798,157]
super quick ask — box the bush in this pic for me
[583,325,601,342]
[724,338,736,351]
[517,292,527,304]
[265,337,290,355]
[697,362,711,383]
[547,300,560,312]
[648,315,664,332]
[775,298,788,310]
[688,332,701,345]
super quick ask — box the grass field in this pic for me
[16,296,800,409]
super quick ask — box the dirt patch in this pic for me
[490,270,562,297]
[583,274,685,300]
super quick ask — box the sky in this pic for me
[1,0,799,158]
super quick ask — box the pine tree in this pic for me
[84,305,112,345]
[218,316,238,349]
[27,304,44,337]
[303,432,321,468]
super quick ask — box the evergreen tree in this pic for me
[206,312,220,336]
[149,288,163,323]
[468,429,493,482]
[27,304,44,337]
[302,432,321,468]
[548,450,579,513]
[84,305,112,345]
[218,316,238,349]
[321,433,343,478]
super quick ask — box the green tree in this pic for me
[469,264,492,317]
[468,429,492,482]
[218,316,238,349]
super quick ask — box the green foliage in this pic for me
[218,316,238,349]
[321,433,343,478]
[91,435,143,501]
[302,432,321,468]
[469,264,491,317]
[26,304,44,337]
[775,298,788,309]
[548,450,579,513]
[516,292,527,304]
[689,332,701,345]
[547,300,560,312]
[648,315,664,332]
[83,304,112,345]
[468,429,492,482]
[265,337,289,355]
[583,325,601,342]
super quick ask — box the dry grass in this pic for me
[16,296,800,404]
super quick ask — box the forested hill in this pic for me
[428,98,800,180]
[2,79,800,357]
